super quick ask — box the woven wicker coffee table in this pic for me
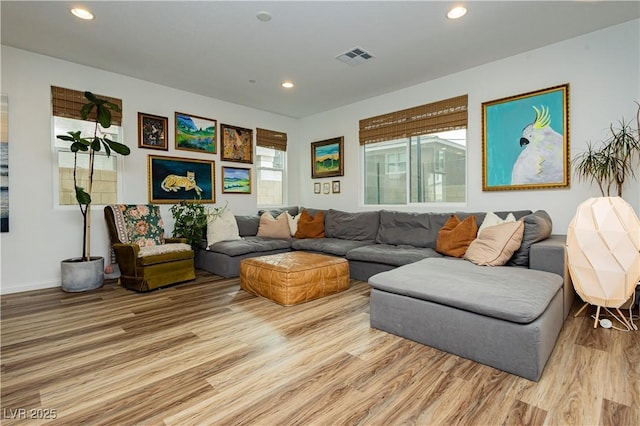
[240,252,350,306]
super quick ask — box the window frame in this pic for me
[51,116,126,210]
[361,129,468,208]
[256,145,287,208]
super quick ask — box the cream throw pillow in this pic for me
[465,220,524,266]
[286,212,301,237]
[206,209,241,247]
[478,212,516,236]
[257,212,291,238]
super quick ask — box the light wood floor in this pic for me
[1,271,639,425]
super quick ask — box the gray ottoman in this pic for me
[368,257,564,381]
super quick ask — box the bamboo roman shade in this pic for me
[51,86,122,126]
[359,94,467,145]
[256,127,288,151]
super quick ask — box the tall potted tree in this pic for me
[57,92,131,292]
[573,102,640,197]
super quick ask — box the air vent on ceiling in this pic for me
[336,47,375,66]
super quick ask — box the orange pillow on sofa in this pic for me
[294,210,325,239]
[436,214,478,258]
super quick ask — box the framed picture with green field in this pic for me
[311,136,344,178]
[175,112,217,154]
[222,166,251,194]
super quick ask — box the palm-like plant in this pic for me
[573,103,640,197]
[57,92,131,261]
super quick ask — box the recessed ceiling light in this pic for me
[282,81,294,89]
[447,6,467,20]
[70,7,94,20]
[256,11,272,22]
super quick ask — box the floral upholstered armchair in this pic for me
[104,204,196,291]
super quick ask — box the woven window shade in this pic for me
[51,86,122,126]
[256,128,287,151]
[359,94,467,145]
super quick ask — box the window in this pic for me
[53,117,123,206]
[256,128,287,207]
[256,146,285,206]
[360,95,467,205]
[51,86,124,207]
[363,130,466,204]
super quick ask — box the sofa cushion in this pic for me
[346,244,442,266]
[478,211,516,235]
[139,242,192,258]
[235,215,260,237]
[207,236,291,256]
[291,238,373,257]
[436,214,478,258]
[508,210,553,267]
[207,209,241,246]
[258,206,299,217]
[295,210,325,239]
[368,257,563,324]
[465,221,524,266]
[375,211,436,248]
[325,209,379,241]
[257,212,291,238]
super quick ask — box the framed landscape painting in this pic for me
[221,124,253,164]
[311,136,344,178]
[482,84,569,191]
[148,155,215,203]
[175,112,216,154]
[222,166,251,194]
[138,112,169,150]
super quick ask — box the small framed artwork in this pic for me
[148,155,215,203]
[175,112,217,154]
[222,166,251,194]
[311,136,344,178]
[323,182,330,194]
[314,182,321,194]
[332,180,341,194]
[221,124,253,164]
[138,112,169,150]
[482,84,569,191]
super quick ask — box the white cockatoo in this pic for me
[511,106,564,185]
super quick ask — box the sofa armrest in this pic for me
[529,234,565,277]
[112,243,140,277]
[166,237,188,244]
[529,234,575,319]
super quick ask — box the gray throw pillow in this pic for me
[235,215,260,237]
[508,210,552,267]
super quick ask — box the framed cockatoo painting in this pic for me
[482,84,569,191]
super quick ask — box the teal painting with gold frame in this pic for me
[482,84,569,191]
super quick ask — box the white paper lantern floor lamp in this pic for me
[566,197,640,330]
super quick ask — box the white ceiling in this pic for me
[2,1,638,118]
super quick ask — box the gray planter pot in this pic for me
[61,256,104,292]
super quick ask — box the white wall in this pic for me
[2,20,639,294]
[292,20,640,230]
[0,46,298,294]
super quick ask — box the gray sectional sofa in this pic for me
[196,206,573,381]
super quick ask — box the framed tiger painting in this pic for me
[148,155,215,203]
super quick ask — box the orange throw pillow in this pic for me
[294,210,325,239]
[436,214,478,257]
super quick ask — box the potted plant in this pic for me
[573,102,640,197]
[56,92,131,292]
[170,200,228,248]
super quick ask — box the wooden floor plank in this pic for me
[1,271,639,425]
